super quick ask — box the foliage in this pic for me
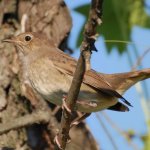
[75,0,150,53]
[75,1,150,149]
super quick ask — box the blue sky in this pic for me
[65,1,150,149]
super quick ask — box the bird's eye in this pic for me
[25,35,32,41]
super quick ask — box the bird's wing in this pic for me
[108,102,129,112]
[48,49,132,107]
[83,70,132,107]
[48,49,76,75]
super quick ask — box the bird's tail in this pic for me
[99,68,150,94]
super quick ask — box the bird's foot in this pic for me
[54,133,71,149]
[62,96,93,127]
[62,95,72,114]
[71,113,91,128]
[54,134,63,150]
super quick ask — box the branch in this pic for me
[101,112,140,150]
[0,107,59,139]
[95,113,118,150]
[0,110,49,134]
[56,0,103,149]
[0,87,59,141]
[132,47,150,71]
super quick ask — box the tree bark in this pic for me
[0,0,98,149]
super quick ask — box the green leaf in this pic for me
[74,0,150,54]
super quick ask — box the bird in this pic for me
[3,32,150,113]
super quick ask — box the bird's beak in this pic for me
[2,38,17,43]
[2,38,25,54]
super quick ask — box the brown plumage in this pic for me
[3,32,150,113]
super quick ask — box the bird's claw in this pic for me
[62,95,72,114]
[54,134,71,149]
[70,113,91,128]
[54,134,63,150]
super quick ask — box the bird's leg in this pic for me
[69,99,96,127]
[54,134,62,149]
[54,96,93,148]
[53,95,72,149]
[62,95,98,113]
[62,95,72,113]
[54,113,91,149]
[54,133,71,150]
[70,112,91,128]
[62,95,96,127]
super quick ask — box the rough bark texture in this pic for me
[0,0,98,149]
[57,0,103,149]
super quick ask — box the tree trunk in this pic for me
[0,0,98,149]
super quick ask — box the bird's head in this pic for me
[3,32,51,55]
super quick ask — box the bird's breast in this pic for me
[27,58,71,105]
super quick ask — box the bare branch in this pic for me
[0,87,59,141]
[132,47,150,71]
[56,0,104,149]
[102,112,140,150]
[95,113,118,150]
[0,110,50,135]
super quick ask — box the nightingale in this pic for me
[3,32,150,113]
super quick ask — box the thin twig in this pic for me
[132,47,150,71]
[56,0,103,149]
[102,112,140,150]
[52,106,61,115]
[131,47,150,139]
[95,113,118,150]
